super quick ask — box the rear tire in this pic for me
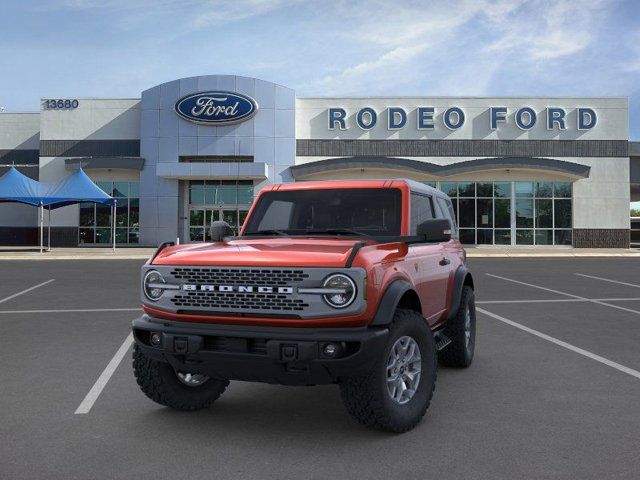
[339,309,437,433]
[439,286,476,368]
[133,344,229,411]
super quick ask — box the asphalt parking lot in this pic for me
[1,257,640,479]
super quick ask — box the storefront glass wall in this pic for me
[79,181,140,245]
[188,180,254,241]
[424,181,572,246]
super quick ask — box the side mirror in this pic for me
[209,221,233,242]
[417,219,452,242]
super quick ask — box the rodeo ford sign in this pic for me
[328,106,597,131]
[175,91,258,125]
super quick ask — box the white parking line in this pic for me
[477,297,640,305]
[0,279,55,304]
[477,307,640,380]
[74,332,134,415]
[0,307,141,315]
[486,273,640,316]
[575,273,640,289]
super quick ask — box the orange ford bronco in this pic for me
[132,180,475,432]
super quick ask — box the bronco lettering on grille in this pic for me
[182,285,294,294]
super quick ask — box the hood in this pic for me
[152,237,373,267]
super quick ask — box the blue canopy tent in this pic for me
[0,167,116,253]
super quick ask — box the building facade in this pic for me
[0,74,637,248]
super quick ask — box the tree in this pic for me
[631,208,640,217]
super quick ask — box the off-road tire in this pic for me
[439,286,476,368]
[339,309,437,433]
[133,344,229,411]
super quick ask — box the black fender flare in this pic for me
[447,266,474,320]
[370,279,415,326]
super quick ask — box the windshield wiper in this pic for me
[244,229,289,236]
[304,228,371,237]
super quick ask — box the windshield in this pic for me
[243,188,402,237]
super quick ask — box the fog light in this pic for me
[322,343,338,357]
[150,332,162,348]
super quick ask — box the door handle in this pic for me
[439,257,450,266]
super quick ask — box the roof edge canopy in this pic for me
[290,156,591,180]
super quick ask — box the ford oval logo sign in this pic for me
[174,91,258,125]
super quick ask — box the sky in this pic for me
[1,0,638,132]
[1,0,639,207]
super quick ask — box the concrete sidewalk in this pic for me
[0,245,639,260]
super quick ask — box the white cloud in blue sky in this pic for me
[1,0,639,140]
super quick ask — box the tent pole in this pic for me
[47,208,51,252]
[39,204,43,254]
[112,201,116,253]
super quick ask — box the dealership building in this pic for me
[1,74,638,248]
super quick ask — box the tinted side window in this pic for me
[436,197,458,237]
[410,193,434,234]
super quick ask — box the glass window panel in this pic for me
[189,183,205,204]
[95,228,111,244]
[494,182,511,198]
[535,229,553,245]
[476,183,493,197]
[458,229,475,244]
[423,181,437,188]
[554,229,573,246]
[477,229,493,245]
[190,209,204,227]
[79,203,95,227]
[205,186,217,205]
[222,209,239,234]
[515,182,534,197]
[516,230,533,245]
[237,186,254,205]
[128,228,139,244]
[535,182,553,198]
[129,199,139,227]
[97,181,112,196]
[205,210,218,226]
[554,182,572,198]
[219,186,237,204]
[115,199,128,227]
[494,229,511,245]
[516,199,533,227]
[190,227,205,242]
[476,199,493,228]
[458,182,475,197]
[129,182,139,197]
[116,228,128,244]
[113,182,128,198]
[440,182,457,197]
[95,204,112,227]
[494,199,511,228]
[78,228,95,244]
[554,199,572,228]
[535,199,553,228]
[458,198,475,228]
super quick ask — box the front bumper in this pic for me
[132,314,388,386]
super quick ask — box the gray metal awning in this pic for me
[291,156,591,180]
[65,157,145,171]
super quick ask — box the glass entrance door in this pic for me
[189,207,249,241]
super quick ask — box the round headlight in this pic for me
[143,270,165,301]
[322,274,356,308]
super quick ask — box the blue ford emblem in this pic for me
[174,91,258,125]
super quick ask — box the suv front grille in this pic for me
[170,268,309,286]
[170,291,309,311]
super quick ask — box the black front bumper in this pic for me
[132,314,388,386]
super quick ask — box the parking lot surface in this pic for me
[1,257,639,479]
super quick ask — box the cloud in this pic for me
[305,0,612,95]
